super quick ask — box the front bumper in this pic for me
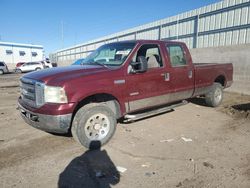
[18,102,72,133]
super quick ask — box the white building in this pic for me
[0,42,44,68]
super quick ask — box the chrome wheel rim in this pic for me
[214,88,222,104]
[84,113,110,140]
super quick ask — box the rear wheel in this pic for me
[205,83,223,107]
[16,69,22,74]
[0,70,3,75]
[71,103,116,148]
[35,67,41,71]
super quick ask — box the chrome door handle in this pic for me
[161,73,170,81]
[188,70,193,79]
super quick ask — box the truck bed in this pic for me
[194,62,233,73]
[193,63,233,96]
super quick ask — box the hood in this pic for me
[23,65,109,86]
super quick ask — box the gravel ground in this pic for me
[0,73,249,188]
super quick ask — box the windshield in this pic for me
[81,42,136,67]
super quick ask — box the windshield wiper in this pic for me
[80,61,111,69]
[92,61,111,69]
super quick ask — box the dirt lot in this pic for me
[0,73,250,188]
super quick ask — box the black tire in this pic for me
[205,83,223,107]
[71,103,116,148]
[0,70,3,75]
[16,69,22,74]
[35,67,41,71]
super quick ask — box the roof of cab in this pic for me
[107,39,185,45]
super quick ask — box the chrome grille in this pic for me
[20,78,37,108]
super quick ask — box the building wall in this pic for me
[0,42,44,69]
[51,0,250,64]
[190,44,250,95]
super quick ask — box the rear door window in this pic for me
[166,45,187,67]
[0,62,4,66]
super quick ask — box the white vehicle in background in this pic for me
[41,59,53,68]
[0,61,9,75]
[16,62,44,73]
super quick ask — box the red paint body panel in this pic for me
[20,40,233,117]
[194,63,233,89]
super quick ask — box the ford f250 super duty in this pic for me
[18,40,233,148]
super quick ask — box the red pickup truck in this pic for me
[18,40,233,148]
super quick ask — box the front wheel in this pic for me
[35,68,41,71]
[0,70,3,75]
[16,69,22,74]
[71,103,116,148]
[205,83,223,107]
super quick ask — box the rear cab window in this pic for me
[166,44,187,67]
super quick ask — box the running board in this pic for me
[124,100,188,122]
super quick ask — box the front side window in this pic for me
[81,42,136,67]
[166,45,187,67]
[132,44,163,69]
[31,62,39,65]
[0,62,4,66]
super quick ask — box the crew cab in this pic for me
[18,40,233,148]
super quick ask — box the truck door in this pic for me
[125,43,171,112]
[165,44,194,102]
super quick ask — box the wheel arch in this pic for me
[72,93,122,121]
[214,75,226,87]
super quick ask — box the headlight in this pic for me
[44,86,68,103]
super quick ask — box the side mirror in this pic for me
[130,56,148,73]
